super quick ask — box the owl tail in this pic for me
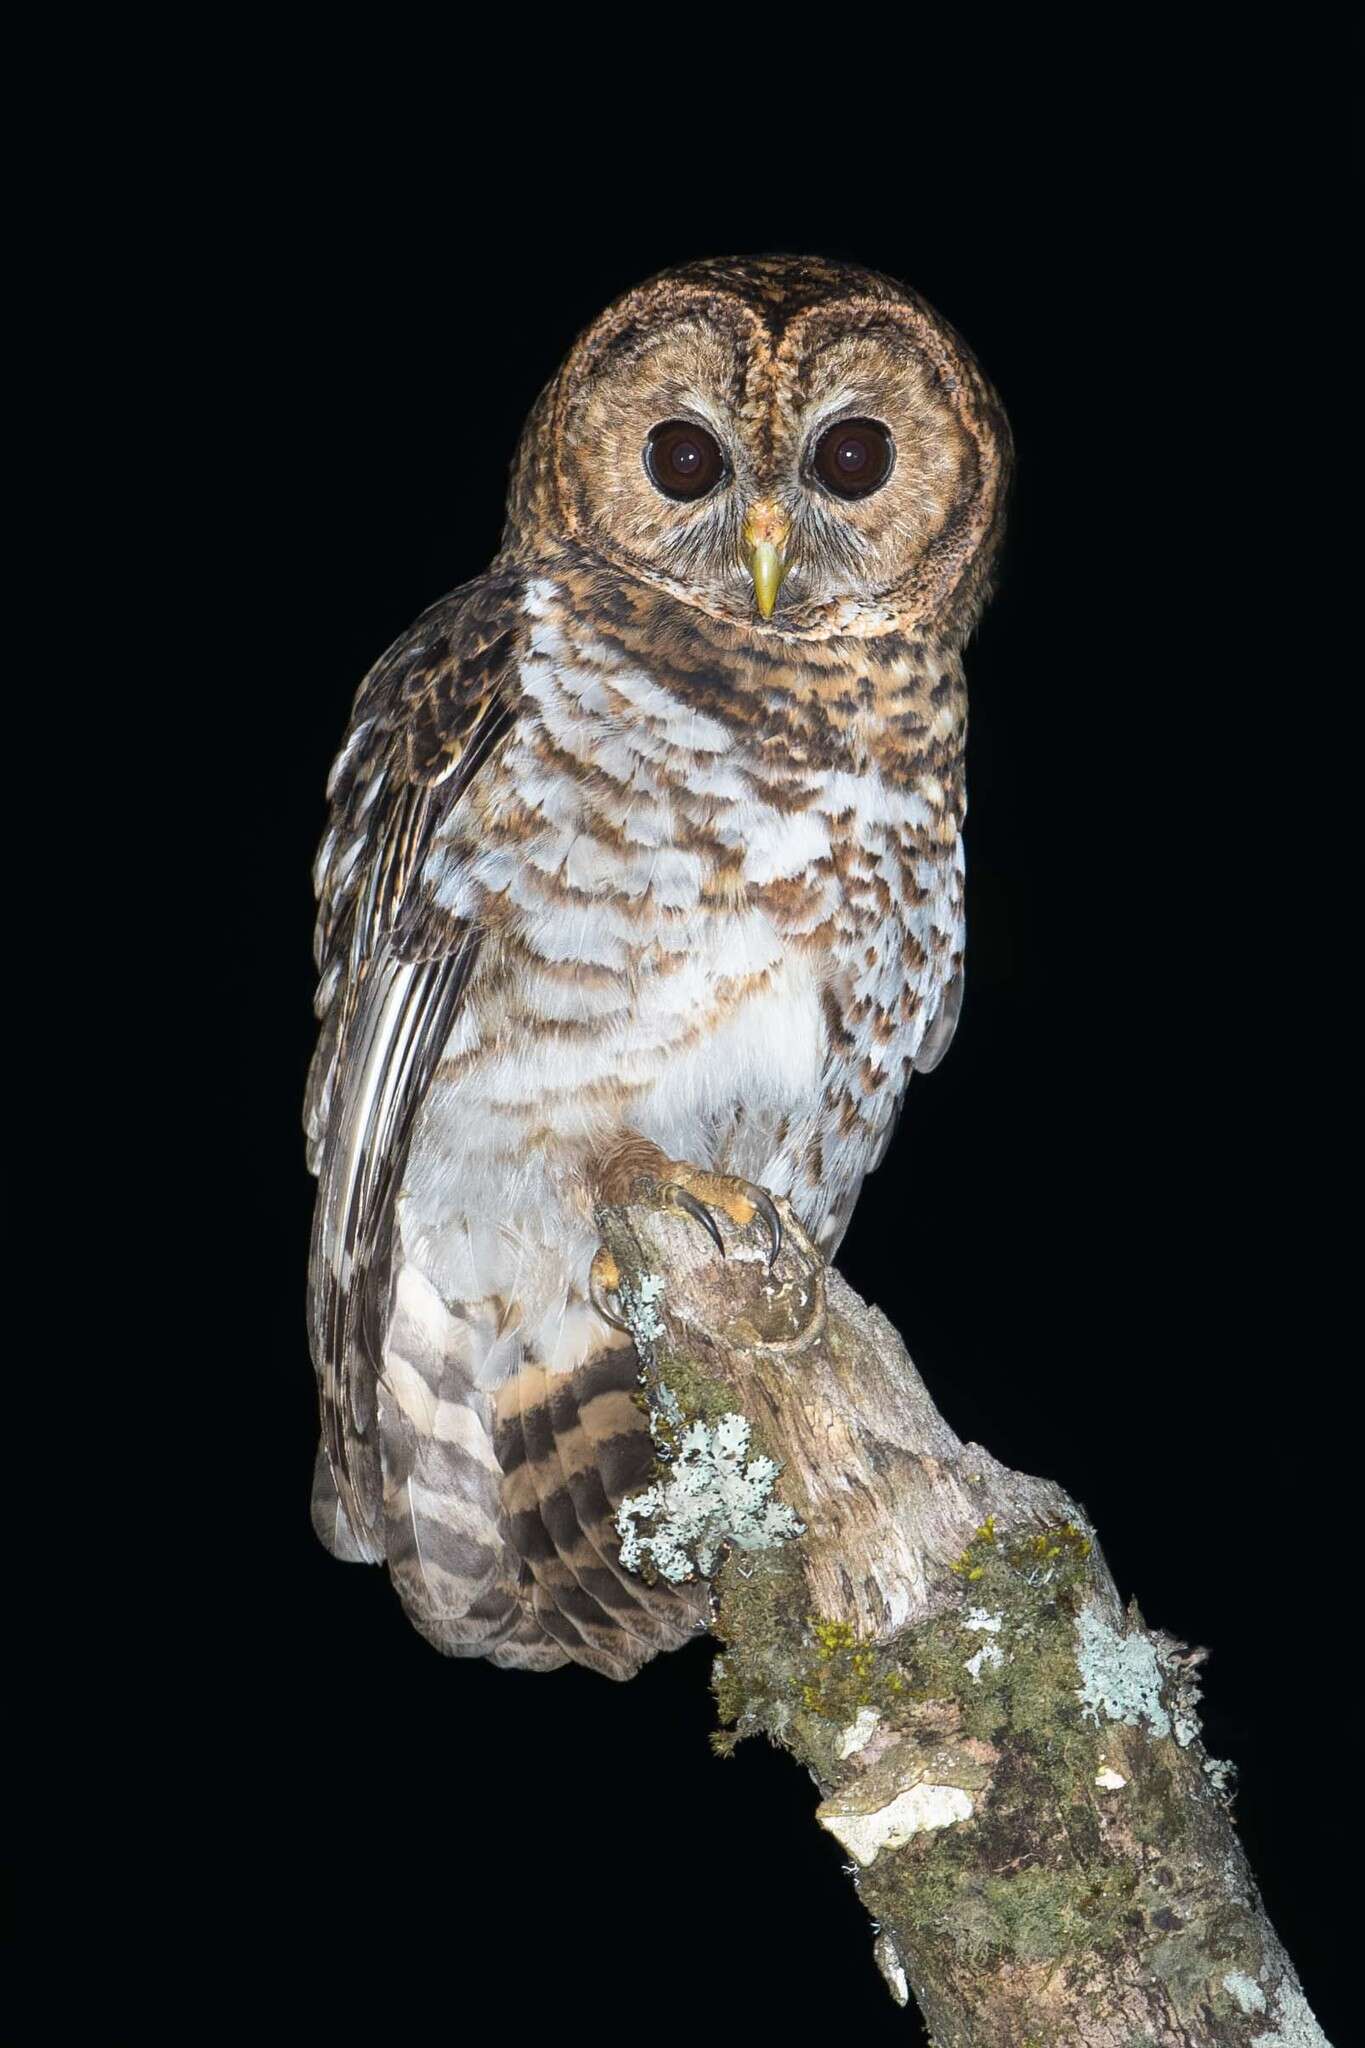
[310,1442,376,1563]
[311,1261,704,1676]
[313,1427,557,1659]
[491,1341,708,1679]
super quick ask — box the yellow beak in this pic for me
[743,501,790,619]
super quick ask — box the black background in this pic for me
[178,42,1351,2044]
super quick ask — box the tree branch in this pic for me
[598,1182,1329,2047]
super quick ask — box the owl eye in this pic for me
[811,417,895,500]
[644,420,728,501]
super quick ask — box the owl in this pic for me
[305,256,1010,1678]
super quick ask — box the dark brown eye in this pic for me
[812,417,895,499]
[644,420,728,501]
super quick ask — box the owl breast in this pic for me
[395,577,963,1385]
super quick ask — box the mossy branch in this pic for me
[597,1182,1329,2048]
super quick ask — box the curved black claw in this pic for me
[664,1183,726,1257]
[750,1186,783,1273]
[588,1268,632,1332]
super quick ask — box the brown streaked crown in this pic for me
[502,255,1011,647]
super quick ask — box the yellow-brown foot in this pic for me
[658,1162,782,1271]
[588,1144,783,1334]
[588,1245,630,1331]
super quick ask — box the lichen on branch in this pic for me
[595,1180,1331,2047]
[615,1408,804,1583]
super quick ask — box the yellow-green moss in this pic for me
[950,1516,1092,1583]
[890,1519,1102,1770]
[859,1766,1143,1970]
[710,1515,1106,1779]
[798,1615,906,1722]
[651,1357,749,1430]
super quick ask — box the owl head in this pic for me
[504,255,1011,647]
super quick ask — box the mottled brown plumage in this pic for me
[306,256,1010,1676]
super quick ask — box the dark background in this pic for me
[182,46,1349,2043]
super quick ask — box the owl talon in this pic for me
[660,1172,782,1271]
[750,1186,783,1272]
[664,1183,727,1257]
[588,1246,631,1331]
[588,1275,631,1332]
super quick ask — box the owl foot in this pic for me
[659,1164,783,1273]
[588,1142,784,1332]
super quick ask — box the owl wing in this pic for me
[305,570,523,1558]
[833,879,965,1245]
[871,960,962,1151]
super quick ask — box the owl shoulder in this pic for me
[311,566,530,974]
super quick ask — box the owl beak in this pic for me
[743,502,790,619]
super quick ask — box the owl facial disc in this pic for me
[511,255,1011,642]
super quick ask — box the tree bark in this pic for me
[597,1180,1330,2048]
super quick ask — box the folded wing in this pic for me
[304,573,523,1557]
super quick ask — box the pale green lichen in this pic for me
[1171,1702,1202,1746]
[615,1412,804,1583]
[965,1637,1004,1683]
[652,1379,682,1425]
[1251,1977,1330,2047]
[1159,1636,1206,1747]
[1224,1970,1267,2015]
[617,1270,666,1346]
[962,1605,1006,1678]
[644,1378,684,1456]
[1204,1753,1238,1802]
[1075,1606,1189,1742]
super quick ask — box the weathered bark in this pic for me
[598,1181,1330,2048]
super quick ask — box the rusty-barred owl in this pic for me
[305,255,1010,1677]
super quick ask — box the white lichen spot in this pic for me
[818,1784,973,1867]
[963,1608,1003,1633]
[617,1270,665,1347]
[615,1412,803,1583]
[1204,1753,1238,1800]
[873,1931,909,2007]
[1171,1700,1202,1747]
[1155,1632,1206,1746]
[965,1638,1004,1683]
[1095,1766,1127,1790]
[1224,1971,1267,2016]
[837,1706,882,1759]
[1075,1606,1172,1739]
[1251,1977,1330,2047]
[645,1378,684,1456]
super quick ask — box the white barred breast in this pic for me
[397,578,963,1384]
